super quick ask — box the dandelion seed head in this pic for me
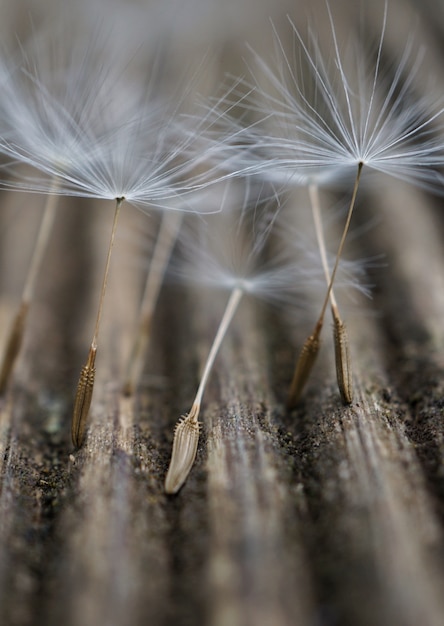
[210,3,444,193]
[0,22,224,215]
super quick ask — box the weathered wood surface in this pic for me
[0,1,444,625]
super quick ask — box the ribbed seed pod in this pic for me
[287,331,321,409]
[333,316,353,405]
[72,347,97,448]
[165,412,201,495]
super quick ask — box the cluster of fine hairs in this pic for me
[0,0,443,493]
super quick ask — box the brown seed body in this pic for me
[287,331,321,409]
[333,316,353,404]
[165,413,201,495]
[71,347,97,448]
[0,301,30,395]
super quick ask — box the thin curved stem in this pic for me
[91,198,124,351]
[309,183,338,313]
[191,286,243,419]
[316,162,363,327]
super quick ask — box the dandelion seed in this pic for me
[165,196,272,493]
[165,286,242,494]
[286,183,353,405]
[287,163,362,407]
[212,2,444,403]
[0,25,147,393]
[71,196,123,446]
[0,26,223,444]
